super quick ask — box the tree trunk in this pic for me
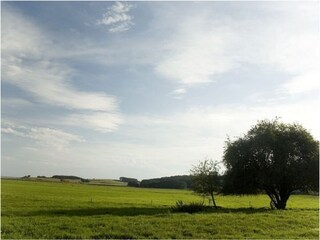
[266,191,288,210]
[210,192,217,209]
[275,200,287,210]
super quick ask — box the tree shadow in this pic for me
[170,206,276,214]
[204,207,274,214]
[19,207,170,217]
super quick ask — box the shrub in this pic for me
[171,200,210,214]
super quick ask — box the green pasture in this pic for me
[1,179,319,239]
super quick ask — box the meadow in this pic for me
[1,179,319,239]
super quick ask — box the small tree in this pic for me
[223,119,319,209]
[190,159,221,208]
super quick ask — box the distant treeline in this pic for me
[52,175,82,180]
[119,175,192,189]
[140,175,192,189]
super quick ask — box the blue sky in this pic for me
[1,1,319,180]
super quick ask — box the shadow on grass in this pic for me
[171,206,278,214]
[204,207,274,214]
[5,206,291,217]
[17,207,169,217]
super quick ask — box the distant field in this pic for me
[88,179,127,186]
[1,179,319,239]
[3,177,128,186]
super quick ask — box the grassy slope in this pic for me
[1,179,319,239]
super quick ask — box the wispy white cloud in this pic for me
[63,112,124,133]
[282,70,319,94]
[232,4,319,96]
[171,88,187,99]
[1,6,49,59]
[1,6,123,132]
[172,88,187,95]
[155,22,235,86]
[27,127,85,150]
[2,60,118,112]
[2,122,84,151]
[250,20,319,95]
[2,127,27,138]
[153,2,319,95]
[97,1,134,33]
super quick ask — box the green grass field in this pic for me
[1,179,319,239]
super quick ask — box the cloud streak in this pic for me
[2,122,84,151]
[2,60,118,112]
[64,112,124,133]
[97,2,134,33]
[2,6,123,132]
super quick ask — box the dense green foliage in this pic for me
[1,179,318,239]
[223,119,319,209]
[140,175,192,189]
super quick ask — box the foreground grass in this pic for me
[1,179,319,239]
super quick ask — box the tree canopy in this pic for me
[223,119,319,209]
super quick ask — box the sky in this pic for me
[1,1,319,180]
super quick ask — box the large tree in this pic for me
[223,119,319,209]
[190,159,222,208]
